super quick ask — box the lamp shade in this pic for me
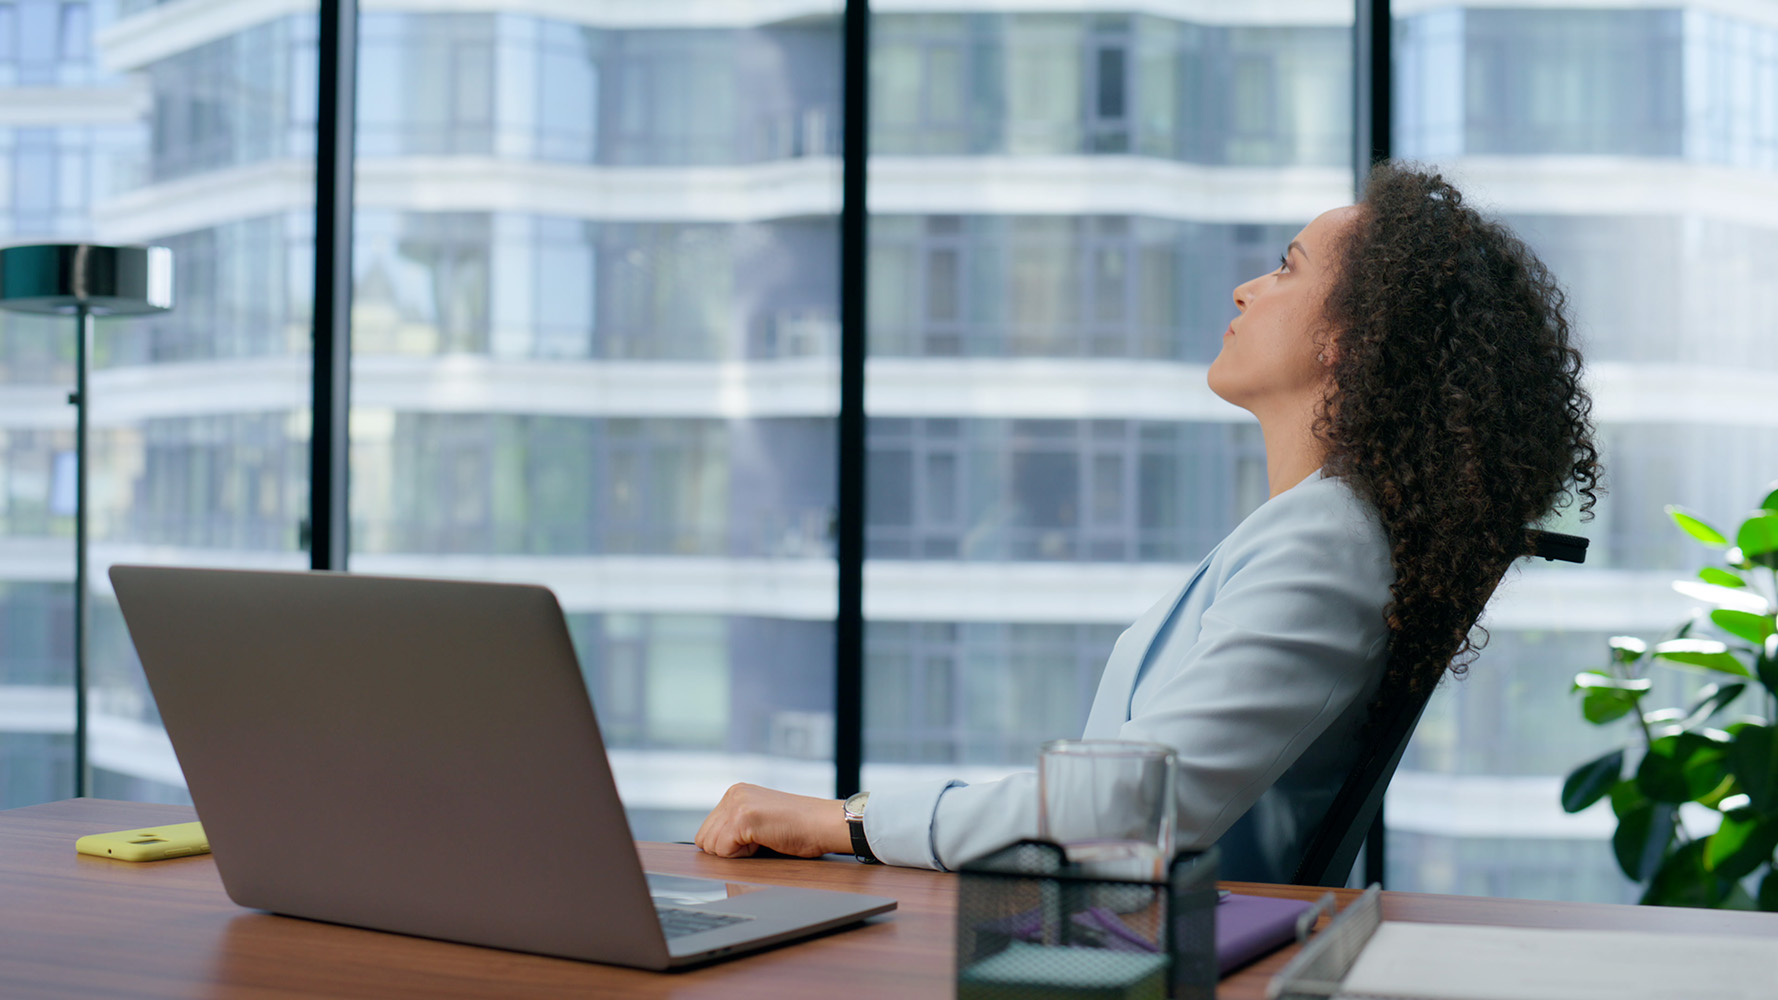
[0,244,174,316]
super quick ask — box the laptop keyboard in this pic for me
[656,906,753,939]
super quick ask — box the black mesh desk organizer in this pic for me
[956,840,1220,1000]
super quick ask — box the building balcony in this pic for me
[1,356,1770,427]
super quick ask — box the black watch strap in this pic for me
[843,792,880,864]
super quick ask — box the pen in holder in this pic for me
[955,839,1219,1000]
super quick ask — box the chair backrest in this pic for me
[1288,685,1433,886]
[1286,528,1588,886]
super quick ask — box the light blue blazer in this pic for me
[865,470,1395,883]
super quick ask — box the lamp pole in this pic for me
[72,302,91,792]
[0,243,173,799]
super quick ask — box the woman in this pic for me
[694,164,1602,881]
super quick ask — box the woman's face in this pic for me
[1207,205,1358,419]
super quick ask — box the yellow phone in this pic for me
[75,821,210,862]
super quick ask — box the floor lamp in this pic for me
[0,244,173,798]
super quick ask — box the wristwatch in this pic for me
[843,791,880,864]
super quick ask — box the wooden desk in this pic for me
[6,799,1778,999]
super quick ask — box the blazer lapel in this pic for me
[1082,542,1222,736]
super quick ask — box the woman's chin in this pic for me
[1205,364,1236,405]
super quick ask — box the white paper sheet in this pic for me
[1336,921,1778,1000]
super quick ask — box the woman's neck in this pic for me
[1258,409,1328,498]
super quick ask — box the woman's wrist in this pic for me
[826,797,855,856]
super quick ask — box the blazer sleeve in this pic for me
[864,478,1394,871]
[863,616,1162,870]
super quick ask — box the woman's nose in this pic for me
[1232,275,1258,312]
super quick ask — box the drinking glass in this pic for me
[1038,739,1177,880]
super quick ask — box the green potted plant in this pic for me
[1561,485,1778,909]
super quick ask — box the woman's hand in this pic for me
[694,783,852,859]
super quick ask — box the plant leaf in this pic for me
[1685,682,1746,725]
[1608,636,1648,663]
[1700,566,1748,589]
[1739,512,1778,569]
[1637,732,1730,803]
[1760,870,1778,912]
[1697,774,1742,810]
[1641,840,1735,908]
[1562,749,1625,813]
[1573,671,1652,692]
[1608,779,1647,820]
[1721,885,1759,910]
[1574,671,1650,725]
[1761,642,1778,702]
[1653,639,1753,677]
[1711,609,1775,645]
[1704,812,1778,881]
[1762,486,1778,513]
[1729,724,1778,814]
[1614,801,1676,882]
[1582,687,1640,725]
[1668,506,1728,546]
[1672,581,1772,615]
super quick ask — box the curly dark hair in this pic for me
[1318,163,1602,714]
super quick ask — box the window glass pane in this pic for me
[0,0,313,808]
[1389,4,1775,903]
[926,452,957,524]
[869,448,913,530]
[925,247,959,323]
[927,45,965,124]
[1096,48,1125,119]
[1089,452,1121,527]
[0,8,17,69]
[862,5,1353,800]
[57,1,86,61]
[1092,244,1125,325]
[348,9,842,841]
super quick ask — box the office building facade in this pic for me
[2,0,1774,900]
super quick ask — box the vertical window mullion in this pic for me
[309,0,357,570]
[1355,0,1391,886]
[835,0,870,800]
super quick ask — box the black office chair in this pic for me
[1288,528,1588,887]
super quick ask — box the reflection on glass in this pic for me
[870,216,1297,358]
[861,5,1354,797]
[870,13,1349,163]
[1390,3,1778,902]
[0,0,312,808]
[347,8,843,841]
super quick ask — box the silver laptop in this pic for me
[109,565,895,969]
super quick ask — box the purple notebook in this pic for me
[1216,893,1313,975]
[968,889,1313,977]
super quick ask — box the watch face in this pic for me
[844,791,870,817]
